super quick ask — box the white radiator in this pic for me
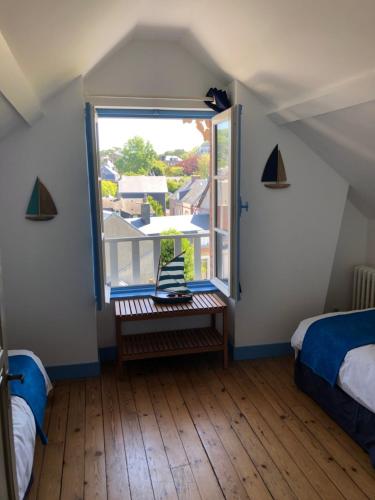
[352,265,375,310]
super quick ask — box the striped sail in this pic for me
[156,254,190,293]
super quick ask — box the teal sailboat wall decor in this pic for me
[26,177,57,221]
[261,145,290,189]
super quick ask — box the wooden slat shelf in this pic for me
[114,293,227,321]
[121,327,224,360]
[114,293,228,374]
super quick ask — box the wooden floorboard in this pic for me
[28,355,375,499]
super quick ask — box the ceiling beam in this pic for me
[268,70,375,125]
[0,31,42,125]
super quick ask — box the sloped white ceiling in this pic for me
[288,101,375,218]
[0,0,374,106]
[0,0,375,214]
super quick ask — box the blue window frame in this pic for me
[86,106,243,302]
[96,108,215,119]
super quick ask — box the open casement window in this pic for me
[85,103,106,310]
[211,105,242,300]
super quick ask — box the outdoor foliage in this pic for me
[150,159,165,176]
[100,147,123,165]
[162,149,188,160]
[147,195,164,216]
[160,229,193,282]
[197,153,210,178]
[115,136,157,175]
[101,180,117,197]
[217,125,230,173]
[180,155,199,175]
[164,165,184,176]
[167,177,189,193]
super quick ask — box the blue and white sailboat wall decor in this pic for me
[261,145,290,189]
[151,252,193,304]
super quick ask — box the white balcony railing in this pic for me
[105,232,210,287]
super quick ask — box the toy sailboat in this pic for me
[26,177,57,221]
[261,145,290,189]
[151,252,193,304]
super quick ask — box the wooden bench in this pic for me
[114,292,228,375]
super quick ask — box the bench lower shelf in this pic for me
[120,327,224,361]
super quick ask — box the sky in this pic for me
[98,118,205,154]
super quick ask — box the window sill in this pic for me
[110,280,218,299]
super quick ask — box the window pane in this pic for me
[215,231,229,283]
[215,120,230,176]
[215,179,229,231]
[98,114,212,288]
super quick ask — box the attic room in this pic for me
[1,1,375,499]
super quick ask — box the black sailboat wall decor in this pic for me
[261,145,290,189]
[26,177,57,221]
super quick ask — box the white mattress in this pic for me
[291,309,375,414]
[8,350,52,500]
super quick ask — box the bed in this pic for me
[8,350,52,500]
[291,309,375,467]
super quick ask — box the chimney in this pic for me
[141,196,150,225]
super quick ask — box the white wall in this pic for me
[84,39,227,105]
[85,39,227,348]
[325,199,368,312]
[0,78,98,367]
[230,81,348,347]
[367,220,375,266]
[86,41,349,351]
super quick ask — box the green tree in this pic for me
[162,149,187,160]
[150,159,166,176]
[115,136,157,175]
[147,195,164,216]
[197,153,210,178]
[100,147,122,165]
[101,180,117,197]
[167,177,188,193]
[160,229,193,281]
[164,165,184,176]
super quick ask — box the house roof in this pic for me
[171,178,208,207]
[127,214,209,236]
[101,162,120,181]
[180,179,208,206]
[118,175,168,194]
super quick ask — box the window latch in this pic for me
[239,197,249,217]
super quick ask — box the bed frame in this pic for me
[294,355,375,467]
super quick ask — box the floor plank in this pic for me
[130,365,178,500]
[117,369,154,500]
[173,366,249,499]
[214,366,321,500]
[61,380,86,500]
[84,377,107,500]
[240,361,364,500]
[37,383,70,500]
[27,392,52,500]
[171,464,202,500]
[257,358,375,496]
[146,367,189,469]
[198,364,296,500]
[274,356,375,476]
[29,356,375,500]
[102,365,131,500]
[187,366,272,500]
[157,365,224,500]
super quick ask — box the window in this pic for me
[211,107,241,299]
[85,105,242,307]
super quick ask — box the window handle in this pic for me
[6,373,24,384]
[239,196,249,216]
